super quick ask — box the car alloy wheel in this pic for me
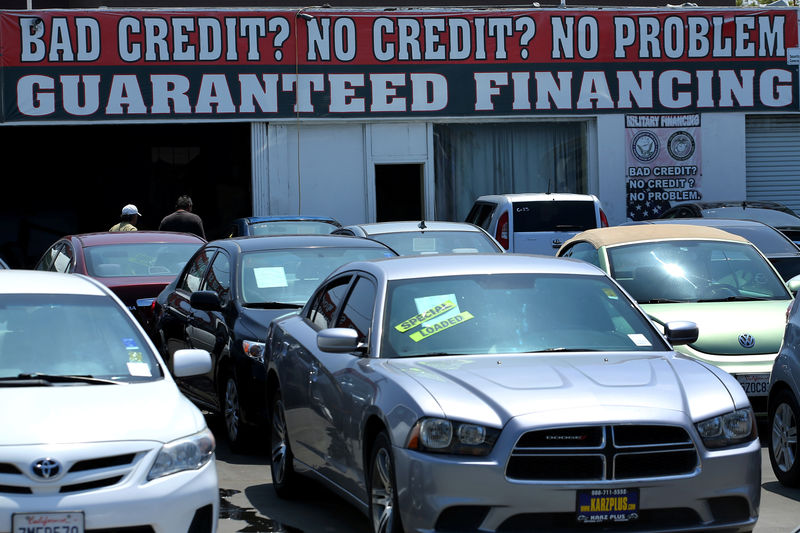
[270,389,300,497]
[369,432,403,533]
[770,390,800,486]
[223,376,242,446]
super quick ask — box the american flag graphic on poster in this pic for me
[625,114,702,221]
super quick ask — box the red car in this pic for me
[34,231,206,334]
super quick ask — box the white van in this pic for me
[465,193,608,254]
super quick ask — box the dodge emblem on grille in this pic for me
[738,334,755,349]
[31,458,61,479]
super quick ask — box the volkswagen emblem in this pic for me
[738,334,755,349]
[31,458,61,479]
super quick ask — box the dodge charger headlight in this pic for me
[148,428,216,480]
[407,417,500,456]
[695,409,757,449]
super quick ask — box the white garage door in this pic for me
[745,115,800,214]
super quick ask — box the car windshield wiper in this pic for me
[529,347,600,353]
[242,302,304,309]
[696,296,772,302]
[0,373,120,386]
[638,298,685,304]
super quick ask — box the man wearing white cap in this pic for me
[109,204,140,232]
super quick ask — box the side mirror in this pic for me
[664,320,699,346]
[190,290,222,312]
[317,328,361,353]
[172,348,212,377]
[786,274,800,294]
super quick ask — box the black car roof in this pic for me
[208,234,395,253]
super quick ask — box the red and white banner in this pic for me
[0,8,797,122]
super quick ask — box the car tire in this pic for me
[221,373,250,452]
[769,389,800,487]
[368,431,404,533]
[270,388,302,498]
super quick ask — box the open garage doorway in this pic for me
[375,163,424,222]
[0,123,251,268]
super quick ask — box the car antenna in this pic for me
[418,220,427,230]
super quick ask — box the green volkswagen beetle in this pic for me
[558,224,800,415]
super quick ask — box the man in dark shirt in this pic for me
[159,195,206,239]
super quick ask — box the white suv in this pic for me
[0,270,218,533]
[465,193,608,254]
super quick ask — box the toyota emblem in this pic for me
[738,334,755,349]
[31,458,61,479]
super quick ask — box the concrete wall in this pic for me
[262,121,433,225]
[258,113,749,227]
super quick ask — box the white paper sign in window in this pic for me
[254,267,288,288]
[414,294,459,324]
[412,237,437,253]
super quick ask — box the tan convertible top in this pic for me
[561,223,751,249]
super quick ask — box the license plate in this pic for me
[12,511,84,532]
[736,373,770,397]
[577,488,639,524]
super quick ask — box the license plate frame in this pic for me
[12,511,84,532]
[576,488,639,524]
[736,373,770,397]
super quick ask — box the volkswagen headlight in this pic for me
[407,417,499,456]
[148,428,216,480]
[695,409,757,449]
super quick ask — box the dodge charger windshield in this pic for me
[381,273,668,357]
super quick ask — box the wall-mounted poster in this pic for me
[625,114,702,221]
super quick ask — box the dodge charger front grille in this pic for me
[507,425,698,481]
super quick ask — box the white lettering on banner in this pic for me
[13,67,793,117]
[613,15,786,58]
[476,68,793,111]
[551,16,599,60]
[307,17,357,61]
[373,16,521,61]
[16,72,449,116]
[21,16,100,62]
[116,15,291,62]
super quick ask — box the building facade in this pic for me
[0,5,797,264]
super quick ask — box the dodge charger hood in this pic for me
[642,300,790,355]
[389,352,734,425]
[0,381,207,446]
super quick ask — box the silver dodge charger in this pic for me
[265,254,760,533]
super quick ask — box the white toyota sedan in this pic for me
[0,270,218,533]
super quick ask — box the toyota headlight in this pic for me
[407,417,499,456]
[148,428,216,480]
[695,409,757,449]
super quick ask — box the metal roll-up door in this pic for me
[745,115,800,214]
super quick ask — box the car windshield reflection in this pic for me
[85,242,202,277]
[372,231,499,255]
[0,294,162,382]
[250,221,339,235]
[607,240,790,303]
[381,273,668,357]
[240,247,391,305]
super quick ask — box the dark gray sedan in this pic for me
[266,254,760,533]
